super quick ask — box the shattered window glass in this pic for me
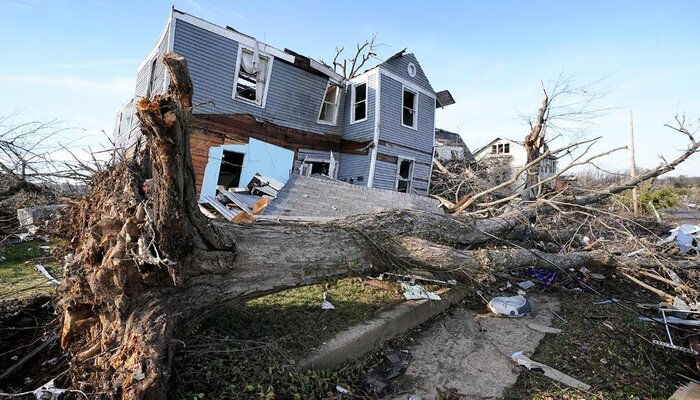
[397,159,414,193]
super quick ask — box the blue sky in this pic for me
[1,0,698,175]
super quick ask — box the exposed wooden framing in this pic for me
[376,152,398,164]
[194,114,371,155]
[378,139,433,156]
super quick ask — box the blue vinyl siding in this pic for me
[337,153,370,186]
[172,20,343,136]
[341,72,376,142]
[381,53,434,93]
[373,143,432,195]
[377,75,435,153]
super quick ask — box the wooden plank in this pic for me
[194,114,371,155]
[378,139,433,156]
[219,189,253,214]
[252,197,271,214]
[670,382,700,400]
[201,195,238,221]
[376,152,399,164]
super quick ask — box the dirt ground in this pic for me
[388,295,561,400]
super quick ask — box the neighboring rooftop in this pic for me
[263,175,441,218]
[435,128,474,162]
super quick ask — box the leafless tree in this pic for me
[321,34,379,80]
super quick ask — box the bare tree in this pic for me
[52,53,700,399]
[321,34,379,80]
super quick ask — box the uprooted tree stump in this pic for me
[58,53,700,399]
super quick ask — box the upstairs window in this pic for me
[146,58,157,98]
[352,82,367,123]
[318,83,340,124]
[234,47,270,107]
[402,87,417,128]
[494,143,510,154]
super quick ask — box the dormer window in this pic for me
[318,83,340,125]
[233,47,270,107]
[402,87,417,129]
[351,82,367,123]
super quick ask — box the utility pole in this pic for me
[630,110,639,216]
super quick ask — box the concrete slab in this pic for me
[388,294,561,400]
[298,287,467,371]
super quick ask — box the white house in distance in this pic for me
[473,137,557,192]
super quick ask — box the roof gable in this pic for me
[379,52,434,93]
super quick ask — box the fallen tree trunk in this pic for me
[57,53,699,400]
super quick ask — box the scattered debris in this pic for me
[517,280,535,290]
[528,268,557,287]
[511,351,591,391]
[364,348,411,395]
[335,385,351,395]
[488,295,531,317]
[322,292,335,310]
[552,311,568,324]
[661,224,700,253]
[527,324,562,334]
[35,264,60,285]
[400,283,441,301]
[593,298,619,305]
[589,273,606,280]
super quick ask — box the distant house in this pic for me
[434,128,474,162]
[473,137,557,192]
[113,9,455,202]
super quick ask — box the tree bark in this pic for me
[57,53,698,399]
[522,89,549,201]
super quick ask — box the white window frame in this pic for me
[350,80,368,124]
[401,85,418,130]
[231,45,274,108]
[317,81,340,125]
[395,157,415,193]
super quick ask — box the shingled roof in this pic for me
[263,175,441,218]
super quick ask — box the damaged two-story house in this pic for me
[113,9,455,210]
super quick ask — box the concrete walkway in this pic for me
[388,295,561,400]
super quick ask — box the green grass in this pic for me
[0,241,61,300]
[504,280,688,400]
[174,277,404,400]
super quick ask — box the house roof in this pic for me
[171,9,343,82]
[435,129,475,162]
[473,137,525,156]
[263,175,441,218]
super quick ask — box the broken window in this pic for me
[402,88,417,128]
[318,83,340,124]
[504,143,510,153]
[491,145,497,154]
[234,48,270,106]
[352,82,367,123]
[217,151,245,189]
[396,158,414,193]
[146,58,157,98]
[300,161,330,177]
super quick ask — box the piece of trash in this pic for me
[517,280,535,290]
[33,379,67,400]
[400,282,441,301]
[35,264,60,285]
[582,236,591,245]
[589,273,605,280]
[528,268,557,287]
[594,298,619,305]
[688,203,698,209]
[626,249,646,257]
[322,292,335,310]
[516,289,527,296]
[335,385,351,395]
[488,295,531,317]
[660,224,700,253]
[528,324,562,334]
[600,358,608,364]
[579,266,590,275]
[511,351,591,390]
[132,370,146,381]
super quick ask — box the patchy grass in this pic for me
[504,275,690,400]
[174,277,404,399]
[0,241,61,300]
